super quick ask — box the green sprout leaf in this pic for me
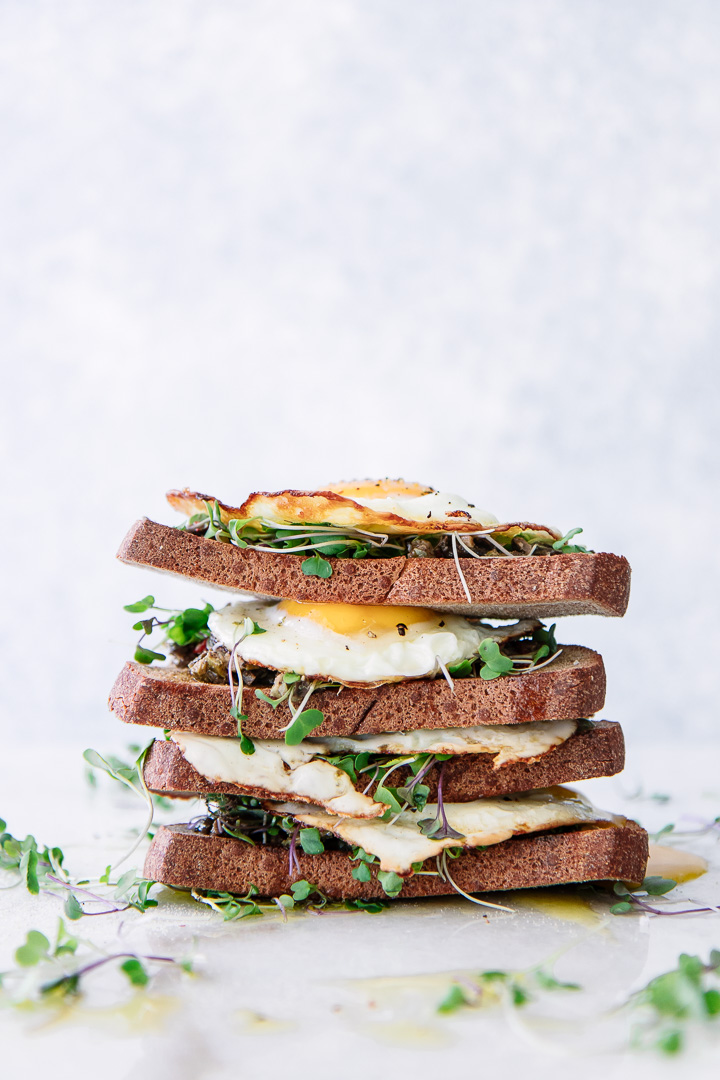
[299,828,325,855]
[239,734,256,755]
[124,596,155,613]
[705,989,720,1016]
[120,958,150,987]
[54,919,79,957]
[21,848,39,894]
[534,969,581,992]
[301,555,333,578]
[344,898,388,913]
[252,691,279,712]
[352,862,372,882]
[290,880,313,901]
[377,870,403,898]
[437,984,468,1014]
[229,705,255,755]
[477,639,515,680]
[532,623,557,654]
[643,876,677,896]
[307,535,351,557]
[15,930,50,967]
[552,528,588,554]
[657,1029,683,1055]
[63,893,84,921]
[374,785,404,815]
[284,708,324,745]
[134,646,166,664]
[447,658,473,677]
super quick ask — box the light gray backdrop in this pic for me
[2,1,719,747]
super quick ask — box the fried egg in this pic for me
[271,790,611,874]
[166,480,560,540]
[208,598,495,684]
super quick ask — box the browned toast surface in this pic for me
[144,819,648,899]
[118,518,631,617]
[110,646,606,737]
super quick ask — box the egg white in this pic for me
[349,489,498,527]
[208,600,486,684]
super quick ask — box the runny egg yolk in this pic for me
[324,479,433,500]
[278,600,439,636]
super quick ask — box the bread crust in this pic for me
[117,518,631,618]
[144,819,648,899]
[110,646,606,738]
[143,721,625,803]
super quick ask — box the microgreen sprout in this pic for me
[84,744,174,812]
[629,949,720,1054]
[649,816,720,843]
[608,876,719,918]
[0,817,66,896]
[436,961,580,1015]
[418,763,465,841]
[476,639,516,680]
[181,508,584,601]
[552,527,588,554]
[0,811,160,919]
[191,885,264,921]
[0,919,189,1006]
[436,849,514,913]
[190,879,330,920]
[82,744,154,869]
[284,708,325,745]
[124,596,214,664]
[227,618,269,755]
[181,512,409,574]
[301,555,333,578]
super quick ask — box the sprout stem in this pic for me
[451,533,472,603]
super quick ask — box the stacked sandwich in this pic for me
[110,480,648,905]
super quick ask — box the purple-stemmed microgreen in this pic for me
[1,919,191,1005]
[418,763,465,841]
[287,825,301,879]
[610,877,718,917]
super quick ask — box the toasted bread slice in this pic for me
[143,720,624,804]
[118,518,631,618]
[110,646,605,738]
[144,819,648,899]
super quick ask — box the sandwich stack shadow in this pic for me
[110,490,648,904]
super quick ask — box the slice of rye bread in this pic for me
[118,518,631,618]
[143,720,624,803]
[110,646,605,737]
[144,819,649,899]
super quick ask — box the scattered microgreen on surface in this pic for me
[0,919,189,1007]
[436,961,580,1015]
[630,950,720,1054]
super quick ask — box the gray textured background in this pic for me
[1,1,718,744]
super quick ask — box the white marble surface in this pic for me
[2,740,720,1078]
